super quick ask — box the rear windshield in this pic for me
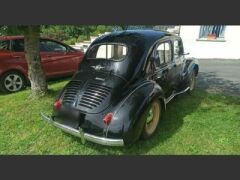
[0,40,10,50]
[87,43,128,61]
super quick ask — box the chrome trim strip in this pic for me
[165,87,190,104]
[40,113,124,146]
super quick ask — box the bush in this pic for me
[63,38,77,45]
[77,35,87,42]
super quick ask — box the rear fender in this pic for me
[112,81,164,144]
[0,66,28,79]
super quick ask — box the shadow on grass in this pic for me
[47,76,72,86]
[198,72,240,97]
[64,89,206,155]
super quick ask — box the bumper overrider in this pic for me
[40,113,124,146]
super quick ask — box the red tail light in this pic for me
[103,113,113,125]
[54,100,62,110]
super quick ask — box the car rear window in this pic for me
[87,44,128,61]
[0,40,10,50]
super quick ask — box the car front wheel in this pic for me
[141,99,162,139]
[0,71,26,93]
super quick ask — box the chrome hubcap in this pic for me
[4,74,23,92]
[146,109,154,124]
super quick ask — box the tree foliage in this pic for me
[0,25,171,45]
[40,25,114,44]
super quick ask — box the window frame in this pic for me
[86,42,129,61]
[40,39,68,53]
[197,25,226,42]
[173,38,184,58]
[155,40,173,65]
[145,40,173,78]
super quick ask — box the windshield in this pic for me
[87,43,128,61]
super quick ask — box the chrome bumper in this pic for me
[40,113,124,146]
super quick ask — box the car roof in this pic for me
[0,35,24,40]
[83,30,179,81]
[0,35,64,43]
[91,30,176,46]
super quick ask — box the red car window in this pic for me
[0,40,10,51]
[12,39,24,52]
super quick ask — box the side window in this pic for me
[0,40,10,51]
[12,39,24,52]
[40,40,67,52]
[164,42,172,63]
[156,41,172,64]
[156,43,165,65]
[174,39,183,58]
[174,40,180,58]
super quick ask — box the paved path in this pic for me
[197,59,240,97]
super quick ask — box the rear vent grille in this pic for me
[62,81,82,104]
[78,83,112,109]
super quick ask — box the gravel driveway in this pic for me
[197,59,240,97]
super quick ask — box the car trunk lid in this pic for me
[61,70,126,114]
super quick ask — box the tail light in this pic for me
[54,100,62,110]
[103,113,113,125]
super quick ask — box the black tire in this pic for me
[141,99,162,139]
[0,71,27,93]
[187,72,196,94]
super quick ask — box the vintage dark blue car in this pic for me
[41,30,199,146]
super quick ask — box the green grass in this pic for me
[0,78,240,155]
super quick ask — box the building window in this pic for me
[199,25,226,40]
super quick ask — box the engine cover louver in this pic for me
[62,80,82,104]
[78,83,112,110]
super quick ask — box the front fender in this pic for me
[110,81,164,145]
[180,58,199,88]
[185,57,199,77]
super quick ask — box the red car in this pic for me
[0,36,84,93]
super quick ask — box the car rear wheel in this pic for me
[141,99,162,139]
[0,71,26,93]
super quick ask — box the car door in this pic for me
[173,38,185,91]
[40,39,80,78]
[153,41,177,97]
[145,41,170,97]
[10,38,28,73]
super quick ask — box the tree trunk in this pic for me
[24,25,48,96]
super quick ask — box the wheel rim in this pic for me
[190,75,195,91]
[145,101,161,135]
[4,74,23,92]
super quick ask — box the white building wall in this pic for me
[180,25,240,59]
